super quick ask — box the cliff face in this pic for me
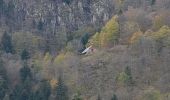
[6,0,115,33]
[0,0,117,53]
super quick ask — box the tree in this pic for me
[19,64,32,82]
[55,75,69,100]
[1,32,13,53]
[88,32,100,47]
[100,16,119,47]
[21,49,30,61]
[0,60,8,100]
[37,19,44,31]
[10,63,33,100]
[111,94,118,100]
[125,66,133,85]
[97,95,101,100]
[72,92,83,100]
[9,78,32,100]
[117,0,125,15]
[62,0,72,5]
[5,0,14,19]
[81,33,90,46]
[0,0,5,15]
[35,80,51,100]
[116,66,134,86]
[151,0,156,5]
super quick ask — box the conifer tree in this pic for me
[56,75,69,100]
[97,95,101,100]
[0,0,5,15]
[37,20,44,31]
[35,80,51,100]
[62,0,72,5]
[9,78,32,100]
[111,94,118,100]
[1,32,13,53]
[125,66,133,85]
[72,92,83,100]
[19,63,32,82]
[10,63,32,100]
[21,49,30,61]
[0,60,8,100]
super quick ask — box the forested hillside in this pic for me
[0,0,170,100]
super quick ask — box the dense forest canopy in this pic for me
[0,0,170,100]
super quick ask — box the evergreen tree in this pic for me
[72,92,83,100]
[79,33,90,52]
[0,60,8,100]
[81,33,90,46]
[19,64,32,82]
[62,0,72,5]
[0,0,5,15]
[5,0,15,19]
[111,94,118,100]
[151,0,156,5]
[37,20,44,31]
[35,80,51,100]
[10,63,33,100]
[56,75,69,100]
[9,78,32,100]
[125,66,133,85]
[1,32,13,53]
[21,49,30,61]
[97,95,101,100]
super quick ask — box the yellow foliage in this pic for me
[152,26,170,41]
[50,79,58,89]
[129,31,143,44]
[88,32,100,47]
[54,53,66,64]
[44,52,52,64]
[89,16,119,47]
[101,16,119,47]
[152,15,164,31]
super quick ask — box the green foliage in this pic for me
[37,20,44,31]
[97,95,101,100]
[142,87,162,100]
[9,79,32,100]
[21,49,30,61]
[56,75,69,100]
[72,92,83,100]
[125,66,133,85]
[0,0,5,14]
[116,66,133,86]
[5,1,15,18]
[19,64,32,82]
[12,32,42,54]
[80,33,90,52]
[111,94,118,100]
[0,60,8,100]
[10,62,33,100]
[81,33,90,46]
[151,0,156,5]
[1,32,14,53]
[62,0,72,5]
[35,80,51,100]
